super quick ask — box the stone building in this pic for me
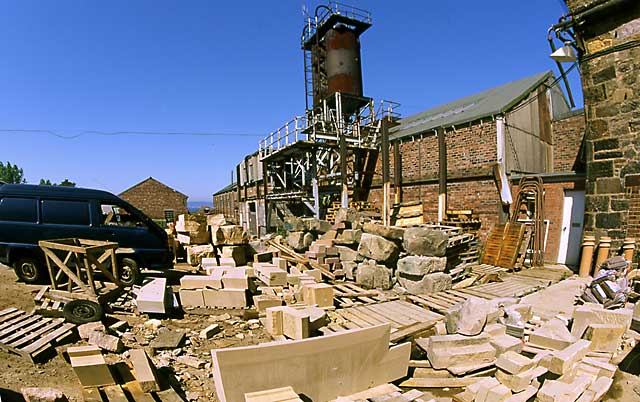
[562,0,640,265]
[367,71,587,266]
[119,177,188,222]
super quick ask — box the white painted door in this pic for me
[557,190,585,265]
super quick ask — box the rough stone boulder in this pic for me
[214,225,249,245]
[403,227,449,256]
[357,233,400,264]
[397,256,447,276]
[287,231,306,251]
[362,223,405,241]
[447,297,490,336]
[396,272,452,294]
[283,216,306,232]
[303,232,314,248]
[334,208,364,229]
[356,260,392,290]
[302,218,332,233]
[335,229,363,245]
[336,245,359,262]
[21,388,68,402]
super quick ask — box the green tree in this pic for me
[39,178,76,187]
[0,161,26,184]
[58,179,76,187]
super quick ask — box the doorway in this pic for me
[557,190,585,266]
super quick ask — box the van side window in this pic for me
[0,197,37,222]
[41,200,90,225]
[101,203,146,228]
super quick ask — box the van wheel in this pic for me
[118,257,141,287]
[15,257,44,284]
[63,300,103,324]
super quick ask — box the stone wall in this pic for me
[564,0,640,262]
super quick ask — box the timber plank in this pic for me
[400,377,490,388]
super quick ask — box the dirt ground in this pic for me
[0,262,639,402]
[0,263,270,402]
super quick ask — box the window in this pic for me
[0,197,37,222]
[100,203,146,228]
[164,209,175,224]
[41,200,90,225]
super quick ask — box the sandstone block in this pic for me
[583,323,625,353]
[571,305,633,338]
[179,289,204,307]
[88,331,123,353]
[528,318,576,350]
[397,271,452,294]
[403,227,448,257]
[180,273,223,289]
[302,283,334,307]
[362,222,405,240]
[78,322,106,340]
[21,388,68,402]
[490,335,523,356]
[356,260,392,290]
[546,339,591,375]
[396,255,446,276]
[536,376,592,402]
[357,233,399,264]
[495,351,534,375]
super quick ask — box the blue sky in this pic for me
[0,0,581,202]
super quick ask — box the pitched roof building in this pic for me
[119,177,188,222]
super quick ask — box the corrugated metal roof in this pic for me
[213,182,237,196]
[389,71,554,141]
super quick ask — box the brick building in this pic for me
[562,0,640,266]
[367,71,588,266]
[119,177,188,222]
[212,182,238,223]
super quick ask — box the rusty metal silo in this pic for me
[325,26,363,98]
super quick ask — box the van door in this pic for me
[40,199,94,240]
[99,202,168,268]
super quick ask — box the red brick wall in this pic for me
[119,178,188,220]
[551,112,585,172]
[369,179,502,241]
[382,121,498,180]
[512,179,585,263]
[213,191,238,222]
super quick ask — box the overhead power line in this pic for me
[0,129,264,139]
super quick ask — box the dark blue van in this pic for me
[0,183,173,285]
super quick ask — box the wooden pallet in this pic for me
[326,300,443,337]
[496,223,526,269]
[85,384,186,402]
[407,271,562,315]
[0,308,76,361]
[470,264,509,276]
[332,282,398,307]
[481,223,506,266]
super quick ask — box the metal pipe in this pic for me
[437,127,447,222]
[381,123,390,226]
[393,141,402,204]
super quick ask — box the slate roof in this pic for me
[389,71,554,141]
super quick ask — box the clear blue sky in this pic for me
[0,0,582,202]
